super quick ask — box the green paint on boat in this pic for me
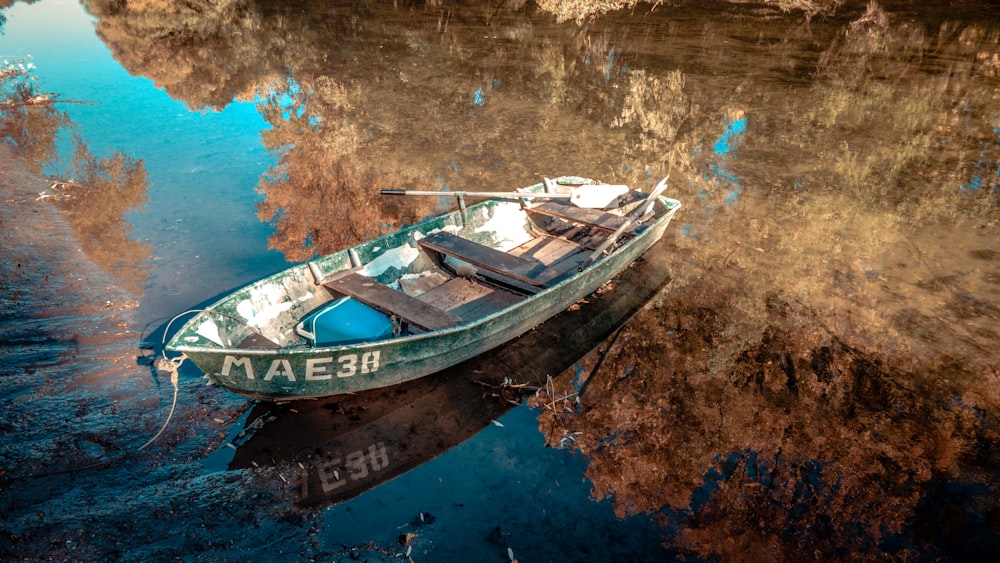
[165,176,681,400]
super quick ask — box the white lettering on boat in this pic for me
[335,351,381,378]
[220,351,382,381]
[337,355,357,377]
[264,359,295,382]
[222,355,256,379]
[361,351,380,374]
[305,357,333,380]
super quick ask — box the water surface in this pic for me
[2,0,999,560]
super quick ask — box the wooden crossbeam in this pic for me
[526,201,631,232]
[324,273,462,332]
[418,232,550,289]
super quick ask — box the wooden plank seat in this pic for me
[324,272,462,332]
[418,231,551,289]
[526,200,633,233]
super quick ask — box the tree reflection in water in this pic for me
[10,0,997,558]
[1,53,151,293]
[535,261,999,558]
[0,54,68,171]
[254,75,433,258]
[53,138,151,293]
[530,3,1000,559]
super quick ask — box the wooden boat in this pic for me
[164,176,681,400]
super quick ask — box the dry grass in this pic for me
[535,0,643,24]
[536,0,845,23]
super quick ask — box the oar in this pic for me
[381,181,629,209]
[578,176,670,270]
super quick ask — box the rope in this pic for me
[135,308,266,452]
[138,353,185,451]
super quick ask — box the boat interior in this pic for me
[281,190,658,347]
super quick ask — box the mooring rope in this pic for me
[135,309,266,452]
[137,353,186,451]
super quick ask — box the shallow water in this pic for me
[2,0,999,560]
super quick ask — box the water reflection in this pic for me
[81,0,681,258]
[1,52,151,292]
[90,0,1000,557]
[0,54,68,169]
[83,0,284,111]
[51,138,151,292]
[229,238,672,508]
[5,0,1000,558]
[527,2,1000,559]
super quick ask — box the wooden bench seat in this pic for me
[418,231,551,289]
[527,188,649,232]
[324,272,462,332]
[526,200,631,233]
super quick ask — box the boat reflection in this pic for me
[227,238,673,507]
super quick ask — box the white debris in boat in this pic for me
[413,223,461,242]
[399,270,434,281]
[475,202,532,250]
[236,283,296,330]
[195,320,225,346]
[359,243,419,277]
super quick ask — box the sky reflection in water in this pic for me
[2,0,284,326]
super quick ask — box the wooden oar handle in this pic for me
[378,185,624,208]
[379,189,568,199]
